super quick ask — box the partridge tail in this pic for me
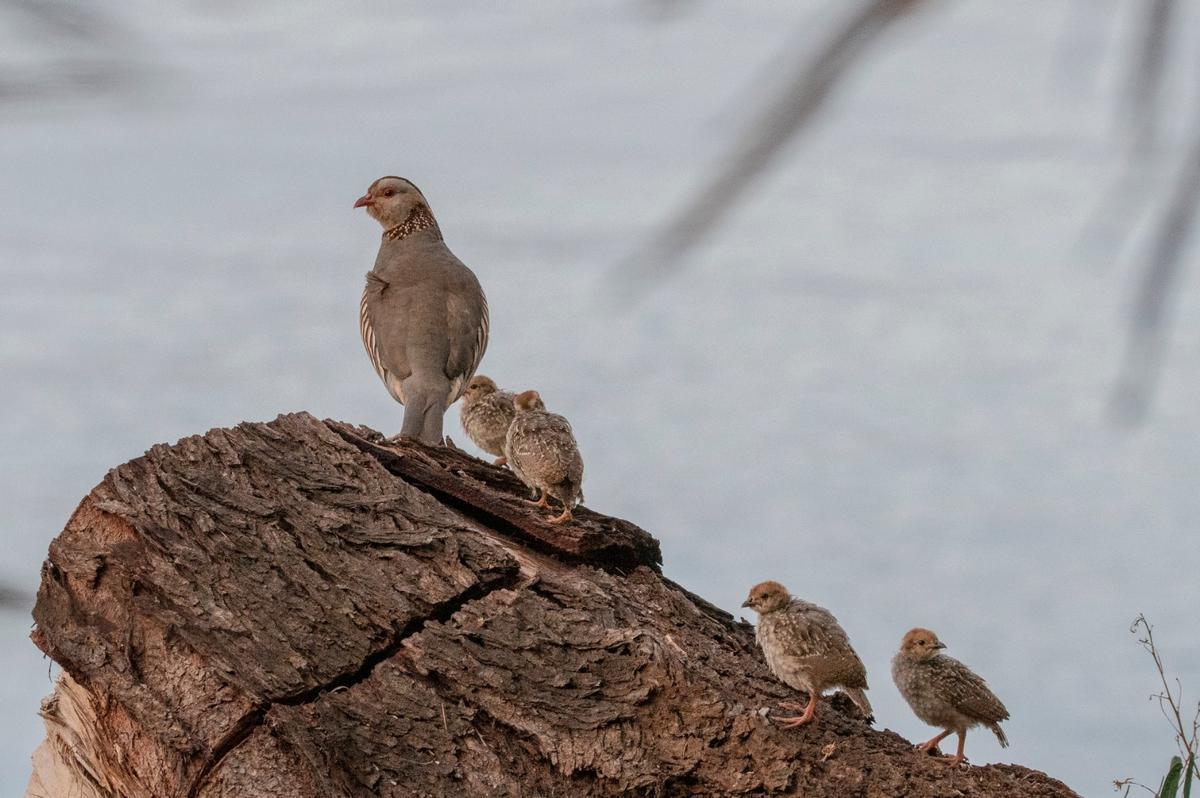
[563,476,583,507]
[400,377,449,445]
[844,688,873,723]
[988,722,1009,748]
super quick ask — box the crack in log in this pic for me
[182,568,521,798]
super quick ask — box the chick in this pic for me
[459,375,516,465]
[742,581,873,727]
[891,628,1010,765]
[504,390,583,524]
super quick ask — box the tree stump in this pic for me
[26,413,1079,797]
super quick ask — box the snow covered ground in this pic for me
[4,1,1200,794]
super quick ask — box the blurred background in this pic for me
[4,1,1200,794]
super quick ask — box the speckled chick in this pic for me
[459,376,515,465]
[891,628,1010,765]
[742,581,873,727]
[504,390,583,524]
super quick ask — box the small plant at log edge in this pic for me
[1113,615,1199,797]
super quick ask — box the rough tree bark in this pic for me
[26,413,1079,797]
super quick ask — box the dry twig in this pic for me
[1126,615,1200,790]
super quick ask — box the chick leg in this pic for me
[942,732,967,765]
[548,504,573,524]
[917,729,953,754]
[775,693,817,728]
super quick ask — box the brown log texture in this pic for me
[27,412,1079,797]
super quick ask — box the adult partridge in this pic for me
[356,176,488,444]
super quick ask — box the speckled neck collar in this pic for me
[383,204,441,242]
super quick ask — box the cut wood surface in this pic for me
[27,412,1079,797]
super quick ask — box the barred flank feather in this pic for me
[359,286,387,387]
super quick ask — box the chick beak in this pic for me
[933,642,947,650]
[353,194,374,209]
[740,599,751,608]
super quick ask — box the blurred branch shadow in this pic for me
[1101,0,1199,425]
[1110,105,1200,425]
[1075,0,1172,261]
[1122,0,1173,155]
[0,582,28,611]
[0,0,149,105]
[625,0,1198,425]
[611,0,933,295]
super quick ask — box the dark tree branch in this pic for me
[0,0,148,105]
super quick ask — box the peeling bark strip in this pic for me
[327,421,661,571]
[27,413,1079,797]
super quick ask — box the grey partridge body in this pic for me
[891,628,1009,765]
[356,176,488,445]
[459,375,516,465]
[504,390,583,524]
[742,581,872,727]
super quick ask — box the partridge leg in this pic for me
[493,456,507,467]
[917,729,953,755]
[775,693,817,728]
[548,505,573,525]
[530,493,550,508]
[942,732,967,765]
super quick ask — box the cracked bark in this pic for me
[26,412,1079,797]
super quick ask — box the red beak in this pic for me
[353,194,374,209]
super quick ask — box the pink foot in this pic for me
[775,714,815,729]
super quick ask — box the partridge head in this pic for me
[898,628,947,661]
[742,581,791,615]
[354,176,432,230]
[514,389,547,413]
[463,375,499,402]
